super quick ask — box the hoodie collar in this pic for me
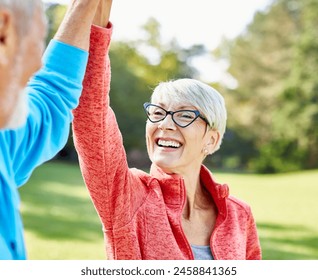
[149,164,229,216]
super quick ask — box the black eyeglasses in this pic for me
[143,102,209,128]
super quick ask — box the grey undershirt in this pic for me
[191,244,214,260]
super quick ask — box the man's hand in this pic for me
[54,0,101,51]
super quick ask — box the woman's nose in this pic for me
[158,114,176,130]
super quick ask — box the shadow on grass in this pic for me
[257,222,318,260]
[19,161,103,241]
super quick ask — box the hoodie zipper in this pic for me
[209,196,227,260]
[178,178,195,260]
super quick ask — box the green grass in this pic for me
[19,161,318,259]
[216,170,318,260]
[20,161,105,259]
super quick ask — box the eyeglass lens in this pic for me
[146,104,198,127]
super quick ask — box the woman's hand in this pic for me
[93,0,113,27]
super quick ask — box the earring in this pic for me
[203,147,209,156]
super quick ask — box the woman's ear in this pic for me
[206,129,220,155]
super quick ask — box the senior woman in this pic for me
[73,10,262,260]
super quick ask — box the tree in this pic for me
[215,0,318,173]
[276,0,318,170]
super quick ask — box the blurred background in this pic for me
[20,0,318,259]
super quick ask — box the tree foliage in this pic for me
[216,0,318,173]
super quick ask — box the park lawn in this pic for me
[19,161,318,260]
[216,170,318,260]
[20,161,105,260]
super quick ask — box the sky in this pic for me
[42,0,272,84]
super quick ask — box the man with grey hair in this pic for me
[0,0,108,259]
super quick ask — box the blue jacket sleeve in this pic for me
[8,40,88,187]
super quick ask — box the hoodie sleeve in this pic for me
[9,40,88,187]
[72,24,147,230]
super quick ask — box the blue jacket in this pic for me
[0,40,88,259]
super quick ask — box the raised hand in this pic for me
[93,0,113,27]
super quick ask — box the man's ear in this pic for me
[0,9,16,66]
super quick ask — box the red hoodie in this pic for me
[73,24,262,260]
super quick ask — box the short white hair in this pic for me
[151,78,227,151]
[0,0,42,38]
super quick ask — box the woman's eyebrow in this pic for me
[155,102,196,110]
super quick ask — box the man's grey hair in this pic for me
[151,78,227,152]
[0,0,43,38]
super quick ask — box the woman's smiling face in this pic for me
[145,96,219,175]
